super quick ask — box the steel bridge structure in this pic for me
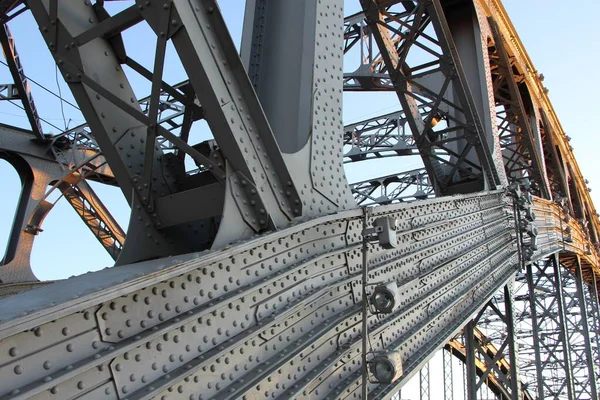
[0,0,598,399]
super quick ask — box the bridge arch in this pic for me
[0,151,35,269]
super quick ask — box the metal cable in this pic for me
[3,97,63,132]
[0,58,80,110]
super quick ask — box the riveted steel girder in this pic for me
[27,0,211,265]
[0,190,526,399]
[241,0,356,218]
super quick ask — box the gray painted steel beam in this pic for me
[27,0,197,265]
[350,168,434,206]
[464,322,478,400]
[462,285,521,400]
[519,256,576,399]
[241,0,356,221]
[0,190,525,399]
[419,361,430,400]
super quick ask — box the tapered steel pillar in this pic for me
[240,0,354,216]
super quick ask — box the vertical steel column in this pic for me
[443,349,454,400]
[420,362,430,400]
[559,265,597,398]
[503,285,521,400]
[521,256,580,398]
[588,271,600,381]
[573,258,599,399]
[361,207,369,399]
[525,263,545,399]
[464,322,478,400]
[551,254,576,399]
[462,356,468,400]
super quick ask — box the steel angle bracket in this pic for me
[229,171,271,232]
[154,0,302,224]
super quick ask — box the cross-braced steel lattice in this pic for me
[516,256,576,398]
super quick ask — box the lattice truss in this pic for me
[474,256,600,400]
[347,0,506,196]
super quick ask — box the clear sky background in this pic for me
[0,1,596,398]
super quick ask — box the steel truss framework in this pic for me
[443,348,454,400]
[513,256,600,399]
[445,286,532,400]
[468,253,600,400]
[0,0,598,399]
[464,285,522,400]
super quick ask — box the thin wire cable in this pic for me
[0,59,80,110]
[0,110,82,121]
[55,64,67,130]
[4,97,64,132]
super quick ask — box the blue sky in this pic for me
[0,0,598,285]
